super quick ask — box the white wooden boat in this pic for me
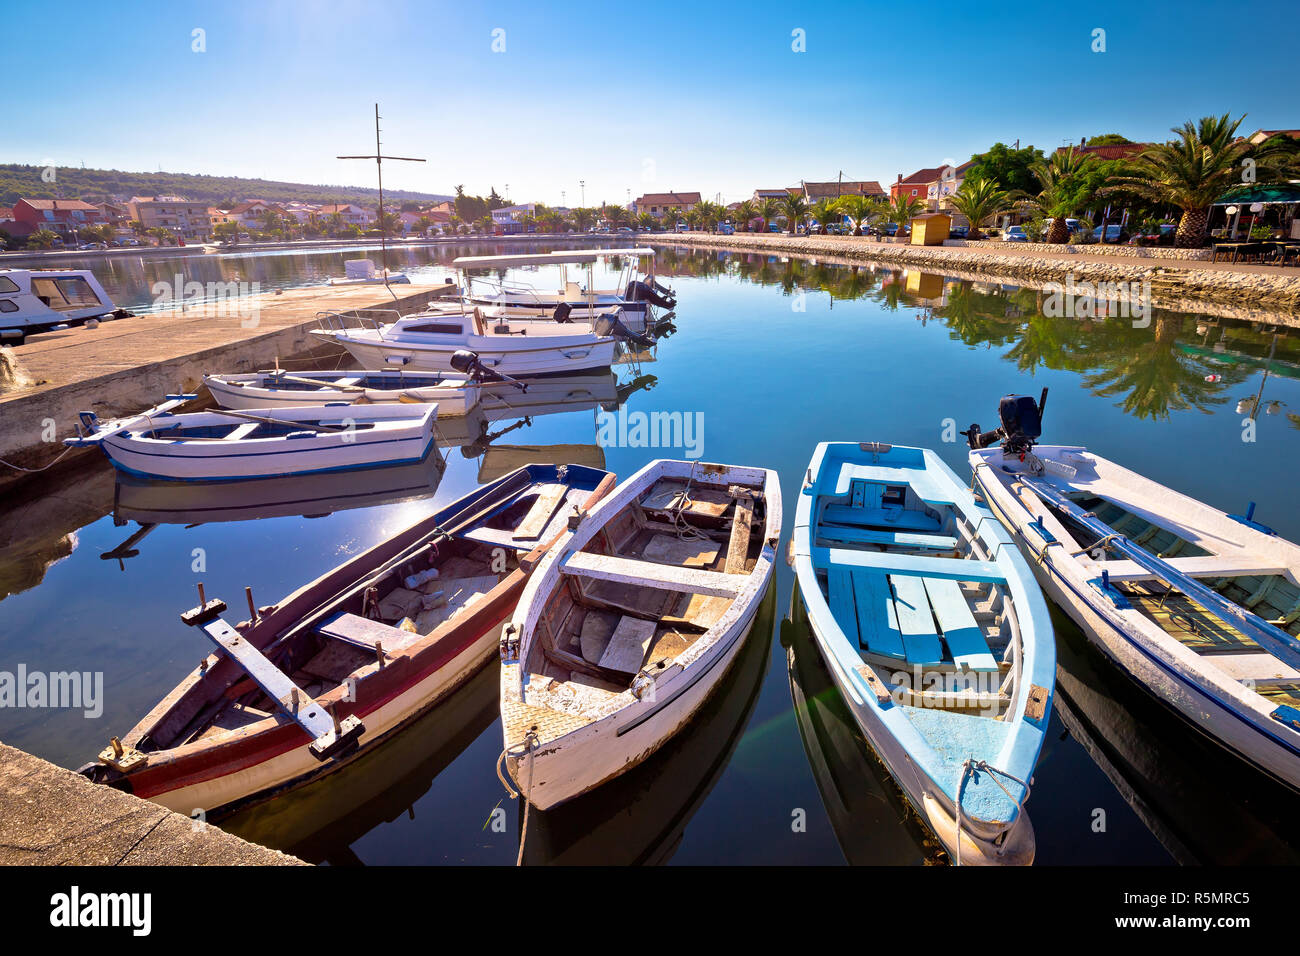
[64,397,438,481]
[791,441,1054,865]
[500,458,781,810]
[326,259,410,286]
[971,434,1300,791]
[204,369,483,416]
[0,268,125,344]
[312,308,618,376]
[79,464,616,818]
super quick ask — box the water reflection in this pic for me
[656,247,1300,424]
[785,581,944,865]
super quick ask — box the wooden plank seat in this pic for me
[890,576,945,665]
[317,612,420,653]
[817,524,958,551]
[562,549,748,598]
[822,504,941,533]
[922,577,999,672]
[814,547,1005,583]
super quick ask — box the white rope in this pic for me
[0,444,77,473]
[495,731,539,866]
[670,460,705,540]
[953,758,1032,867]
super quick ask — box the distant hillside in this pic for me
[0,164,453,209]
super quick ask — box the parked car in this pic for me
[1093,224,1130,244]
[717,222,735,235]
[1002,226,1028,242]
[949,225,969,239]
[767,222,783,232]
[675,221,689,233]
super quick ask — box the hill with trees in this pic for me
[0,163,452,208]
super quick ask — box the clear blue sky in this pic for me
[10,0,1297,205]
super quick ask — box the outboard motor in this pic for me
[624,280,675,311]
[965,388,1047,458]
[594,314,655,350]
[648,276,674,299]
[553,302,573,323]
[449,349,526,391]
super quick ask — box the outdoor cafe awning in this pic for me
[1214,184,1300,205]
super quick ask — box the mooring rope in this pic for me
[953,758,1032,867]
[670,460,706,540]
[0,445,77,473]
[495,731,539,867]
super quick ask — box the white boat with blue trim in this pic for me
[791,441,1054,865]
[968,394,1300,792]
[500,458,781,810]
[65,396,438,481]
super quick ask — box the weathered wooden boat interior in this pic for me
[132,479,589,753]
[1044,491,1300,686]
[522,474,768,701]
[813,476,1023,718]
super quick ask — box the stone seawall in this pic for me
[648,233,1300,314]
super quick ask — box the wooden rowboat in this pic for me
[500,458,781,810]
[791,442,1054,865]
[64,397,438,481]
[203,369,483,415]
[79,463,615,818]
[971,441,1300,792]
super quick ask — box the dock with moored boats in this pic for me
[0,281,460,485]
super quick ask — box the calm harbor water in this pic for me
[3,241,1299,864]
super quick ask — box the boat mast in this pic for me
[338,103,426,303]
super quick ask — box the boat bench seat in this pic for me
[817,524,958,551]
[317,612,419,653]
[225,422,261,441]
[822,504,941,533]
[826,569,996,671]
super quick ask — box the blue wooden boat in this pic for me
[791,442,1055,865]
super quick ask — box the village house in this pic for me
[10,198,106,241]
[317,203,375,227]
[631,191,701,216]
[126,196,213,239]
[226,199,289,229]
[795,180,886,203]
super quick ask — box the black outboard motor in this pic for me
[964,388,1047,458]
[553,302,573,323]
[648,276,675,298]
[449,349,526,391]
[624,280,676,310]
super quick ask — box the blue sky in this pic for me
[10,0,1297,205]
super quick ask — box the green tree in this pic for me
[732,200,756,231]
[947,176,1012,240]
[28,228,59,249]
[758,197,782,232]
[963,142,1045,195]
[837,194,879,236]
[884,192,924,238]
[1104,114,1288,248]
[810,198,841,233]
[781,193,809,235]
[1021,147,1099,244]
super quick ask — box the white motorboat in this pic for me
[312,308,618,376]
[0,268,125,344]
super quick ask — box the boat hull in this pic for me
[501,586,766,810]
[974,463,1300,791]
[204,373,478,416]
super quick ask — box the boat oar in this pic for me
[208,408,354,433]
[277,373,366,393]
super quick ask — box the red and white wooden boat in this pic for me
[79,463,615,818]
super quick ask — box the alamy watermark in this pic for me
[0,664,103,718]
[595,407,704,459]
[151,274,261,326]
[1041,276,1151,326]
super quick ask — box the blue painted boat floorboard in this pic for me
[922,577,999,672]
[890,576,945,665]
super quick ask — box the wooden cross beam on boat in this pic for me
[180,587,364,761]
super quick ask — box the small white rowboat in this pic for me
[65,396,438,481]
[792,441,1054,865]
[500,458,781,810]
[204,369,481,416]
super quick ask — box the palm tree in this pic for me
[637,211,656,231]
[810,198,841,234]
[1021,147,1096,244]
[732,200,757,232]
[1104,114,1287,248]
[884,193,924,239]
[781,193,809,235]
[837,194,878,236]
[758,197,782,233]
[573,207,596,232]
[947,177,1012,240]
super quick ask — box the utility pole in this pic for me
[338,103,425,301]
